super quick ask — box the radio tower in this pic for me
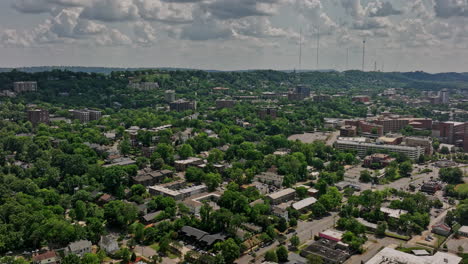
[362,39,366,71]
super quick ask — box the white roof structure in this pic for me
[459,225,468,234]
[267,188,295,200]
[292,197,317,210]
[366,247,461,264]
[380,207,408,219]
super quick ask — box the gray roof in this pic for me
[143,211,161,222]
[181,226,208,240]
[68,240,92,252]
[200,234,226,246]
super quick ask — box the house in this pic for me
[266,188,296,205]
[174,157,204,171]
[272,206,289,221]
[421,182,442,194]
[292,197,317,212]
[363,153,395,168]
[254,171,284,187]
[179,226,226,248]
[99,235,119,255]
[459,226,468,237]
[380,207,408,219]
[32,251,59,264]
[319,229,344,242]
[142,211,162,224]
[432,224,451,236]
[65,240,92,257]
[97,193,114,205]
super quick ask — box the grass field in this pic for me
[455,184,468,194]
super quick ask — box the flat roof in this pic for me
[293,197,317,210]
[267,188,295,200]
[366,247,461,264]
[380,207,408,219]
[459,225,468,233]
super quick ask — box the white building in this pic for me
[366,247,461,264]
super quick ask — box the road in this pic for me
[236,213,338,264]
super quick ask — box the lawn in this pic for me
[149,243,160,252]
[455,184,468,195]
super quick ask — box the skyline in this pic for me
[1,0,468,73]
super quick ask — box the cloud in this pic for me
[367,1,402,17]
[202,0,280,20]
[434,0,468,18]
[134,21,157,45]
[80,0,139,22]
[340,0,365,18]
[134,0,194,23]
[231,17,292,39]
[352,17,392,30]
[12,0,89,14]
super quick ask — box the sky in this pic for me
[0,0,468,73]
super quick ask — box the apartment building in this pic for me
[335,139,423,160]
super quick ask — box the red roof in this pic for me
[33,251,57,262]
[129,257,143,264]
[432,223,451,231]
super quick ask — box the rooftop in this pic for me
[292,197,317,211]
[267,188,295,200]
[365,247,461,264]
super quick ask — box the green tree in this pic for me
[376,221,387,237]
[82,253,100,264]
[62,254,81,264]
[104,200,138,228]
[264,250,278,262]
[119,138,131,155]
[276,246,288,262]
[204,172,222,191]
[277,218,288,232]
[359,170,372,183]
[178,144,194,159]
[291,235,300,248]
[185,167,205,183]
[219,238,240,264]
[399,161,413,177]
[307,254,323,264]
[439,167,463,184]
[296,186,308,199]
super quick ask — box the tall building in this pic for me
[14,81,37,93]
[27,109,49,125]
[440,89,449,104]
[215,99,236,109]
[165,90,175,102]
[169,100,196,112]
[71,109,102,123]
[258,107,278,119]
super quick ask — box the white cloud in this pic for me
[134,21,157,45]
[80,0,139,22]
[434,0,468,18]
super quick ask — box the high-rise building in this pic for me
[27,109,49,125]
[258,107,278,119]
[440,89,449,104]
[215,99,236,109]
[71,109,102,123]
[169,100,196,112]
[165,90,176,103]
[14,81,37,93]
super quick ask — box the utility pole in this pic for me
[346,48,349,70]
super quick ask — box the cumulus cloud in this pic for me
[352,17,392,30]
[341,0,365,18]
[202,0,280,20]
[367,1,402,17]
[231,17,293,38]
[434,0,468,18]
[134,21,157,45]
[12,0,89,13]
[80,0,139,22]
[134,0,194,23]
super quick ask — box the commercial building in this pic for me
[258,107,278,119]
[292,197,317,211]
[149,184,207,200]
[128,82,159,90]
[215,99,236,109]
[404,137,433,155]
[363,153,395,168]
[373,117,432,133]
[266,188,296,205]
[174,157,204,171]
[335,139,423,160]
[420,182,442,194]
[313,94,332,102]
[165,90,175,102]
[352,95,370,103]
[380,207,408,219]
[27,109,49,125]
[340,125,357,137]
[14,81,37,93]
[71,109,102,122]
[300,238,351,264]
[319,229,344,242]
[254,171,284,187]
[169,99,196,112]
[132,169,173,186]
[366,247,461,264]
[345,120,384,136]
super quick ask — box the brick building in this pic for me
[27,109,49,125]
[14,81,37,93]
